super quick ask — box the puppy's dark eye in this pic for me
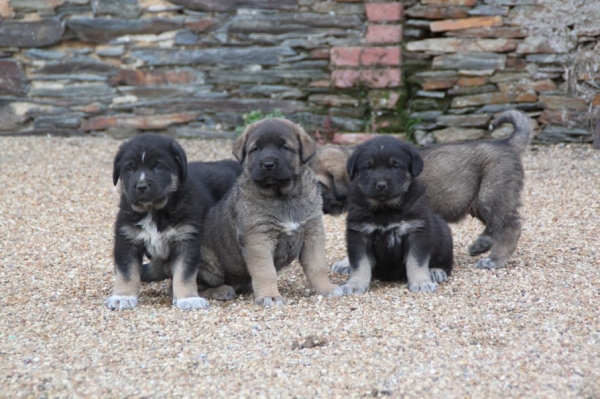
[392,163,401,170]
[154,164,163,171]
[281,144,292,151]
[365,164,373,170]
[250,145,260,153]
[317,181,327,190]
[125,165,134,173]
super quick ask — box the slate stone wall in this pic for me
[403,0,600,144]
[0,0,597,144]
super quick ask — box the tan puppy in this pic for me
[197,118,343,306]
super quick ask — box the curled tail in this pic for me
[489,110,534,153]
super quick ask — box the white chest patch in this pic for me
[121,214,197,260]
[281,221,301,236]
[351,220,425,247]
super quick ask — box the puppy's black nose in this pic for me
[262,160,276,170]
[376,181,387,190]
[137,182,149,192]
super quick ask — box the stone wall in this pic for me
[0,0,597,144]
[0,0,405,140]
[403,0,600,144]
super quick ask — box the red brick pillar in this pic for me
[331,2,403,89]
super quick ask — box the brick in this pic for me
[365,3,403,22]
[430,16,503,32]
[110,68,203,86]
[360,47,401,67]
[366,25,402,44]
[81,112,200,131]
[332,69,401,89]
[185,18,219,33]
[0,60,27,96]
[330,47,361,67]
[593,93,600,106]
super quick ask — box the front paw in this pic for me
[331,257,350,275]
[341,281,369,295]
[173,296,209,310]
[105,295,138,310]
[429,268,448,283]
[476,258,500,269]
[315,284,343,298]
[254,296,286,307]
[408,281,438,293]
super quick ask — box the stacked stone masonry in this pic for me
[0,0,597,144]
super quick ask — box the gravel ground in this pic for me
[0,136,599,398]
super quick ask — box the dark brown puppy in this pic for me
[106,133,241,310]
[313,110,534,270]
[197,118,343,306]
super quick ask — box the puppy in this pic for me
[197,118,343,306]
[314,110,533,270]
[342,136,453,295]
[105,133,241,310]
[309,145,353,215]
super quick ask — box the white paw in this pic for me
[255,296,286,307]
[408,281,438,293]
[476,258,499,269]
[173,296,209,310]
[105,295,138,310]
[430,268,448,283]
[321,285,343,298]
[341,282,369,295]
[331,257,350,275]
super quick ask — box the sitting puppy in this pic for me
[341,136,453,295]
[197,118,343,306]
[105,133,241,310]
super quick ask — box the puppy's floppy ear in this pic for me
[112,146,124,186]
[170,140,188,181]
[346,147,361,181]
[233,122,257,163]
[291,121,317,163]
[407,146,424,178]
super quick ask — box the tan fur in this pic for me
[198,118,342,306]
[113,261,141,297]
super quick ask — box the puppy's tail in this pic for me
[489,110,534,154]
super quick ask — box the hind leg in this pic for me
[476,214,521,269]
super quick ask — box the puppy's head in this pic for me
[232,117,316,195]
[113,133,187,213]
[309,145,352,215]
[347,136,423,207]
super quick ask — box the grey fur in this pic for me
[315,110,534,270]
[197,118,342,306]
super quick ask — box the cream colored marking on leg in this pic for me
[300,218,342,298]
[171,257,208,310]
[406,250,437,293]
[243,236,284,306]
[341,256,372,295]
[105,260,141,310]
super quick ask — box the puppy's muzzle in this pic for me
[136,181,149,192]
[261,158,277,170]
[376,181,388,190]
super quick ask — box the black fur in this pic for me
[345,136,452,291]
[112,133,242,287]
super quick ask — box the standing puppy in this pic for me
[342,136,453,295]
[197,118,343,306]
[106,134,241,310]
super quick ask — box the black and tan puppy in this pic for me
[106,133,241,310]
[341,136,453,295]
[315,110,533,270]
[197,118,343,306]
